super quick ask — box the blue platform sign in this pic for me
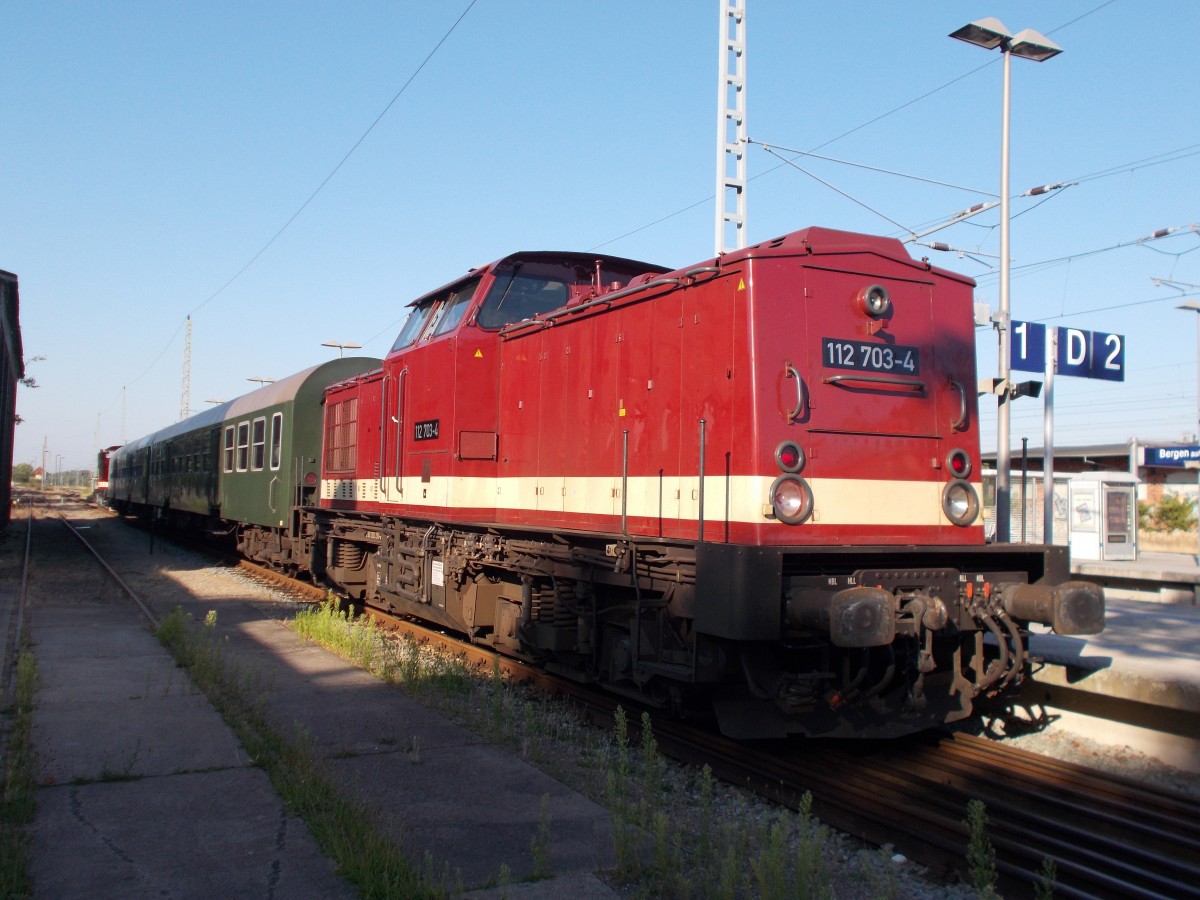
[1143,445,1200,467]
[1010,320,1046,373]
[1057,327,1092,377]
[1089,330,1126,381]
[1056,327,1126,381]
[1007,321,1125,380]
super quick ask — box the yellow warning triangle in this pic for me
[737,278,746,291]
[474,349,483,358]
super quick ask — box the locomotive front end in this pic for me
[693,228,1104,739]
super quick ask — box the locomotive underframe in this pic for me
[118,497,1099,739]
[256,506,1093,739]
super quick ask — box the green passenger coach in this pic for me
[219,357,380,566]
[107,357,379,566]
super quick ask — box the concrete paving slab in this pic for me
[31,768,355,900]
[216,618,488,755]
[34,688,247,784]
[29,596,247,783]
[145,596,618,889]
[265,680,480,757]
[329,746,614,888]
[465,872,620,898]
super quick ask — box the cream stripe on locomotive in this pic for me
[321,474,963,527]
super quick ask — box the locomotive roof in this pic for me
[401,250,672,308]
[713,226,977,287]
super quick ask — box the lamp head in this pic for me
[1008,28,1063,61]
[949,17,1012,50]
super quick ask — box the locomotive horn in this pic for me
[999,580,1105,636]
[787,586,896,647]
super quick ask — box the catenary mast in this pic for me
[715,0,747,255]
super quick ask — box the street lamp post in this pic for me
[321,341,362,359]
[1178,300,1200,563]
[950,17,1062,543]
[246,377,275,388]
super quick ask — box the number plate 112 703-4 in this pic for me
[822,338,920,375]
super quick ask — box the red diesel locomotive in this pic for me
[301,225,1103,739]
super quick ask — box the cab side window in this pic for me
[391,301,437,353]
[432,279,481,336]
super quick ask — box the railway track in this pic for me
[42,507,1200,898]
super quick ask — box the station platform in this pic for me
[1071,550,1200,605]
[4,512,618,899]
[1021,573,1200,773]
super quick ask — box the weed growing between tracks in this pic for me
[155,607,452,899]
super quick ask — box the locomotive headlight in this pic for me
[942,479,980,526]
[770,474,813,525]
[857,284,892,318]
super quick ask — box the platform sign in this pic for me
[1056,327,1126,381]
[1010,320,1046,373]
[1143,445,1200,467]
[1089,331,1126,381]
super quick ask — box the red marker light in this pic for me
[946,449,972,478]
[775,441,805,473]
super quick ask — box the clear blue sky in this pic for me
[3,1,1198,473]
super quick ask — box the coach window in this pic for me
[269,412,283,470]
[236,422,250,472]
[223,426,235,473]
[251,417,267,471]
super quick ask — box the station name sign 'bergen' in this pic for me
[1010,321,1125,381]
[1142,445,1200,467]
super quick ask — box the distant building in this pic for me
[982,439,1198,505]
[981,439,1198,557]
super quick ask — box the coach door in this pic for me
[207,426,222,512]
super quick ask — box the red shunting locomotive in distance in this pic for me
[303,225,1103,739]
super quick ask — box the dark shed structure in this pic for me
[0,270,25,528]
